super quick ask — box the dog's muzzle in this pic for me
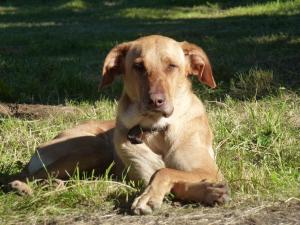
[147,92,174,117]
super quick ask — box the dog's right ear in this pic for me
[100,42,132,89]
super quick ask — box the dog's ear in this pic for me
[100,42,132,88]
[180,41,216,88]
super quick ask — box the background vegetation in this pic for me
[0,0,299,224]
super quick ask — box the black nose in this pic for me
[149,93,165,108]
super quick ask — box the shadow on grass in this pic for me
[0,0,299,104]
[0,0,280,10]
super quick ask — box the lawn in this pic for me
[0,0,299,224]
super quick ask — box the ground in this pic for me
[0,103,79,119]
[0,0,300,224]
[38,199,300,225]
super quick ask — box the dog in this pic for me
[5,35,229,214]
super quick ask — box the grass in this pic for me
[0,0,300,224]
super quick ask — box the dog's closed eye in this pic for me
[166,63,178,72]
[133,62,145,72]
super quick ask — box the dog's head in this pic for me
[101,35,216,124]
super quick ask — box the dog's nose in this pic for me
[149,93,165,108]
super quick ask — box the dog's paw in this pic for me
[202,182,230,206]
[9,180,33,196]
[131,186,163,215]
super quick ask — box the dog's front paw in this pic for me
[131,186,163,215]
[202,182,230,206]
[9,180,33,196]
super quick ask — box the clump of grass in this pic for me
[0,175,137,224]
[230,68,274,100]
[211,93,300,199]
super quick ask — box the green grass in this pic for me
[0,0,300,223]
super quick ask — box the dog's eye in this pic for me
[167,64,178,71]
[133,63,145,72]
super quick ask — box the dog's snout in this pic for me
[149,93,165,108]
[147,92,174,117]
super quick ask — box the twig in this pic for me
[285,197,300,203]
[222,204,272,225]
[207,101,229,108]
[215,125,240,152]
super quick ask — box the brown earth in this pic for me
[39,199,300,225]
[0,103,81,119]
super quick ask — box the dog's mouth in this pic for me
[151,107,174,118]
[142,103,174,118]
[137,102,174,131]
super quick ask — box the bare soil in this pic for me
[39,199,300,225]
[0,103,80,119]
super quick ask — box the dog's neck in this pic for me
[127,124,169,144]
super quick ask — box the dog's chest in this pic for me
[143,131,170,156]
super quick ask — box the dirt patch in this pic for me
[289,115,300,128]
[34,199,300,225]
[0,103,81,119]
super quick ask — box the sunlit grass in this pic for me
[1,92,299,223]
[0,21,60,29]
[0,6,17,15]
[57,0,89,11]
[210,93,300,199]
[242,33,291,44]
[119,1,300,19]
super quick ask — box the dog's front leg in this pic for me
[131,140,229,215]
[131,168,229,215]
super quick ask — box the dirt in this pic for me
[0,103,80,119]
[39,199,300,225]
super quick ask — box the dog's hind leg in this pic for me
[6,120,116,195]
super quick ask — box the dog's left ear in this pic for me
[100,42,132,89]
[180,41,216,88]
